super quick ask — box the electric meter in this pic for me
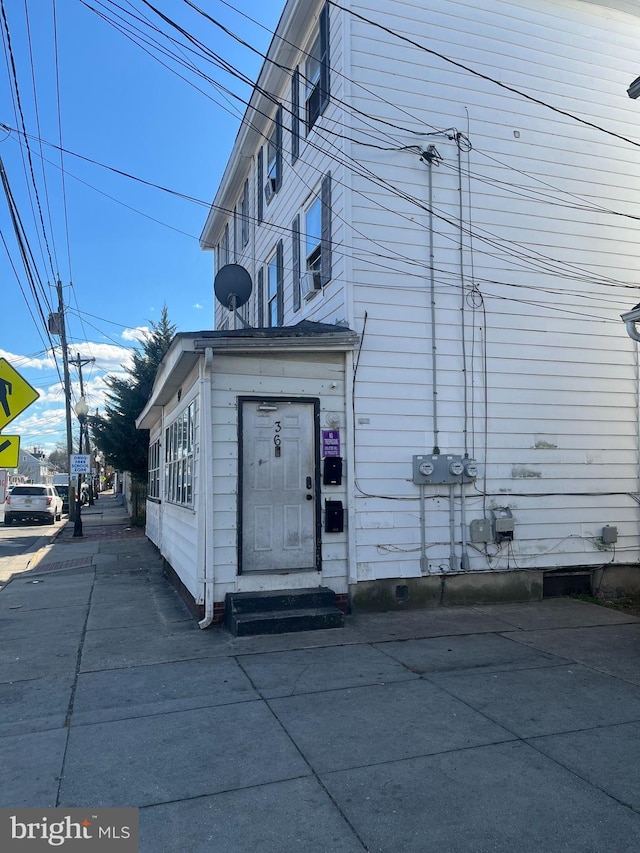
[463,460,478,479]
[418,460,434,476]
[448,460,464,476]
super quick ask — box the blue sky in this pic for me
[0,0,284,457]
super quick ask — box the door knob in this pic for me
[306,476,312,490]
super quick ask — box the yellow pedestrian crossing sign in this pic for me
[0,357,40,431]
[0,435,20,468]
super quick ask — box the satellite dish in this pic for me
[214,264,252,311]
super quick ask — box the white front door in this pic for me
[240,399,318,573]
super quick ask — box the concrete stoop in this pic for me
[225,587,344,636]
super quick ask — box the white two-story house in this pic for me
[138,0,640,626]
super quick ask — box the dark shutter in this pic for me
[321,171,332,285]
[257,267,264,327]
[292,214,301,312]
[291,68,300,163]
[319,3,330,116]
[276,240,284,326]
[257,148,264,224]
[275,106,283,192]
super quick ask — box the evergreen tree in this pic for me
[90,307,176,484]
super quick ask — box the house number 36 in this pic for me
[274,421,282,457]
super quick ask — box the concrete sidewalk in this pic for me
[2,492,640,851]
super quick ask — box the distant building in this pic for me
[16,448,55,484]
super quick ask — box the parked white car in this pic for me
[4,484,63,525]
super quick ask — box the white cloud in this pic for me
[10,406,67,438]
[193,303,204,309]
[122,326,149,343]
[0,349,56,370]
[78,342,135,373]
[38,383,66,404]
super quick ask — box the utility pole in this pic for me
[54,281,76,520]
[75,352,95,506]
[73,352,95,505]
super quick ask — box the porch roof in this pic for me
[136,321,359,429]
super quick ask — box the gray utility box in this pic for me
[470,518,492,543]
[412,454,478,485]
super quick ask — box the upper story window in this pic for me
[265,107,283,204]
[305,196,322,278]
[267,241,284,327]
[305,3,330,133]
[240,179,249,247]
[299,173,332,303]
[221,223,230,266]
[291,67,300,164]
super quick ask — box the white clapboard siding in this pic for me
[339,0,640,572]
[209,350,350,593]
[153,372,201,599]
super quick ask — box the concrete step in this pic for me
[229,606,344,637]
[226,586,337,616]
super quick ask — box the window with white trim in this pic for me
[299,173,332,301]
[267,248,280,327]
[241,179,249,247]
[221,223,230,265]
[305,196,322,276]
[148,439,160,500]
[265,107,283,203]
[305,3,330,133]
[165,400,196,506]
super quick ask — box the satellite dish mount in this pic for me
[214,264,253,329]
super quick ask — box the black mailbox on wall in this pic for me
[323,456,343,485]
[325,500,344,533]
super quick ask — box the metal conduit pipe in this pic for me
[419,484,427,574]
[460,481,470,571]
[449,483,457,573]
[457,140,471,573]
[422,147,440,454]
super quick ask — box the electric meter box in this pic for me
[470,518,492,543]
[412,454,479,485]
[490,507,515,543]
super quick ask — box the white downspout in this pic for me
[199,347,215,629]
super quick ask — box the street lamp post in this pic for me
[73,397,89,538]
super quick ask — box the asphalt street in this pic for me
[0,502,63,585]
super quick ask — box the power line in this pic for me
[4,1,638,344]
[7,116,640,321]
[327,0,640,151]
[0,0,57,284]
[72,3,640,295]
[52,0,74,282]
